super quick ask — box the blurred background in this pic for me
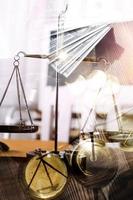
[1,0,133,143]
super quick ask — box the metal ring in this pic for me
[13,60,19,66]
[14,55,20,61]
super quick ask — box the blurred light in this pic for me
[87,70,107,90]
[102,74,120,95]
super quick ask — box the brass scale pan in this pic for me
[23,151,69,200]
[70,136,118,189]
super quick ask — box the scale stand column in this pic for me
[54,70,59,153]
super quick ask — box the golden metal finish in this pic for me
[71,139,118,188]
[109,132,133,152]
[24,153,68,199]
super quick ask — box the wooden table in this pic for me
[0,139,69,157]
[0,139,133,200]
[0,139,92,200]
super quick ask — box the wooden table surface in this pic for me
[0,139,133,200]
[0,139,69,157]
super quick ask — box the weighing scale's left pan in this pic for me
[0,125,38,133]
[0,52,38,134]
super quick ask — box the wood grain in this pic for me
[0,139,69,157]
